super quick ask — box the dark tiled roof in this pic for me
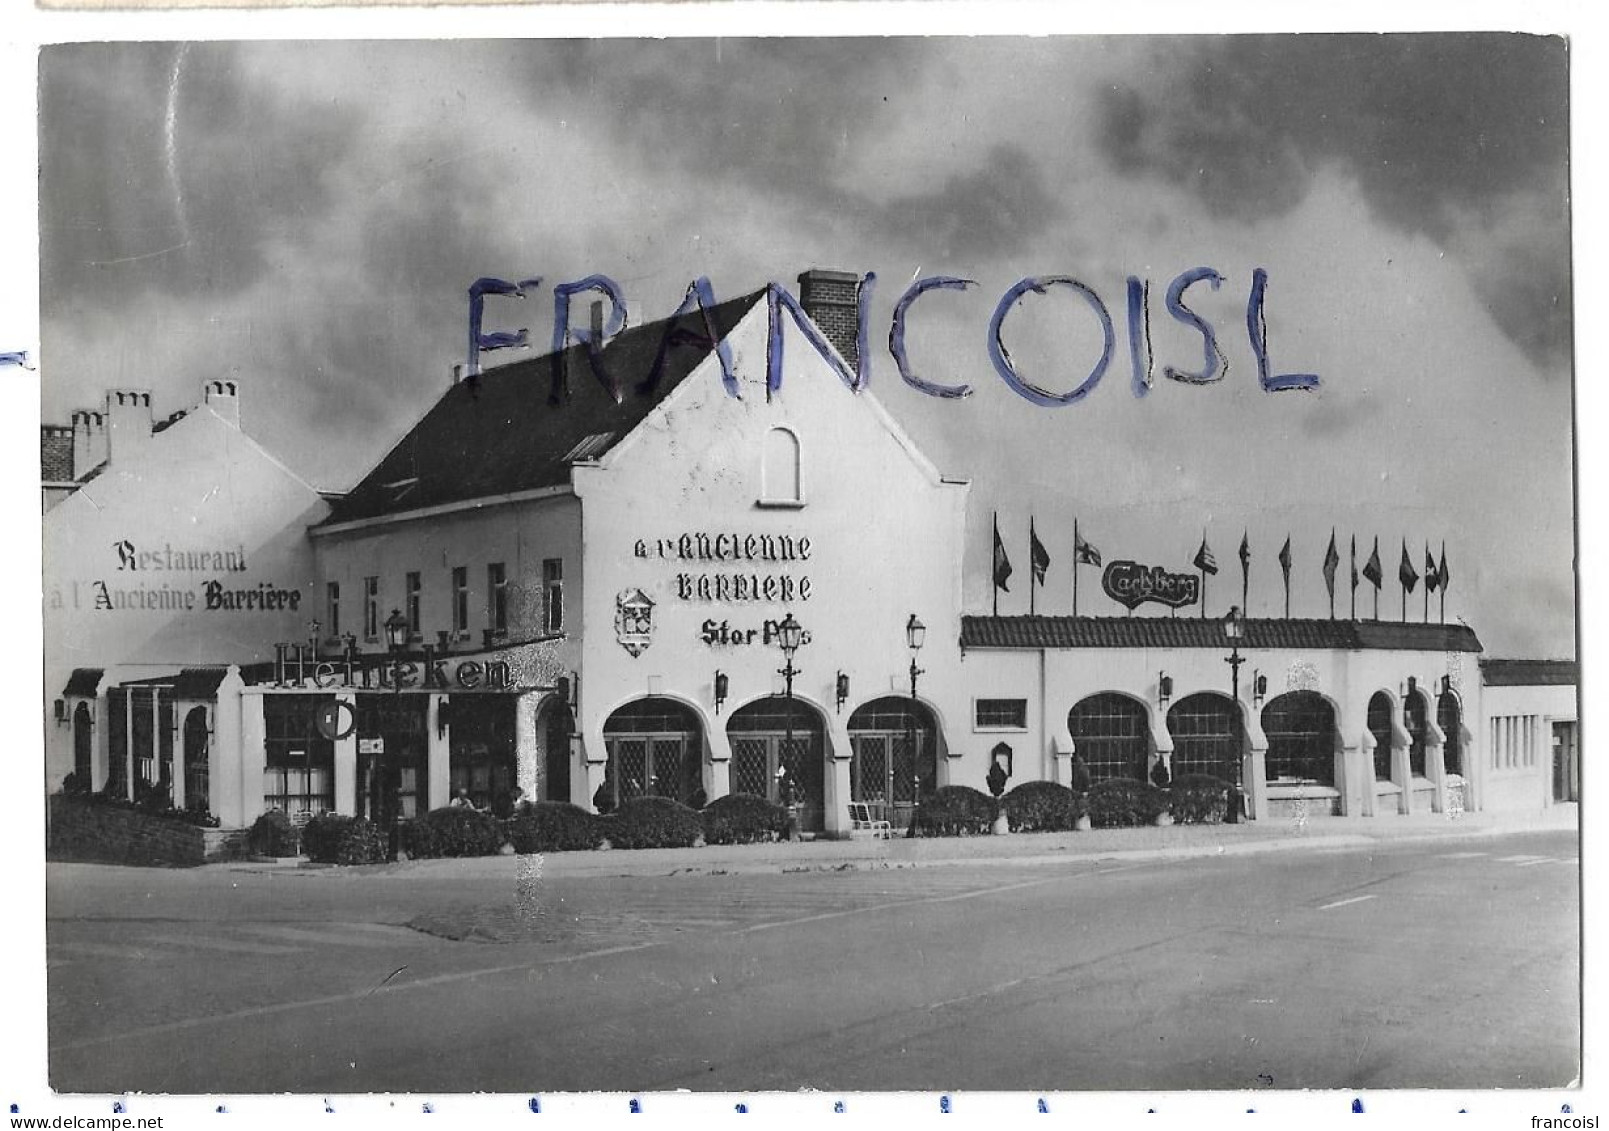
[961,616,1483,653]
[1480,658,1578,686]
[41,426,73,481]
[120,668,232,698]
[321,290,765,525]
[62,668,104,697]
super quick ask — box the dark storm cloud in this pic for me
[1097,33,1570,371]
[876,143,1064,260]
[40,43,360,311]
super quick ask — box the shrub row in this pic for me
[301,813,388,865]
[56,776,222,828]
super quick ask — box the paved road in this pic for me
[47,830,1578,1093]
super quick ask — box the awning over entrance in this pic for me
[62,668,104,698]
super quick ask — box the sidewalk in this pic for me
[227,803,1578,881]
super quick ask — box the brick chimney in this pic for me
[105,389,153,459]
[795,269,863,371]
[69,408,108,477]
[204,378,240,428]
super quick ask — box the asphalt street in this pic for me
[46,829,1578,1094]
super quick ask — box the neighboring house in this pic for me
[1479,659,1579,808]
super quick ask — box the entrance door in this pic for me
[1553,721,1578,802]
[730,732,825,831]
[543,704,573,804]
[848,732,923,829]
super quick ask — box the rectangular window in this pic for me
[451,566,469,633]
[406,571,422,637]
[326,581,341,638]
[974,698,1028,731]
[542,558,564,634]
[363,576,379,640]
[262,696,336,819]
[487,562,508,634]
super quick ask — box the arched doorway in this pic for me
[847,696,938,831]
[1405,690,1428,778]
[72,702,93,789]
[1166,693,1240,781]
[727,698,826,832]
[1261,692,1337,784]
[1438,691,1463,776]
[602,698,703,811]
[182,706,209,813]
[1068,693,1150,782]
[1367,692,1395,780]
[538,698,574,804]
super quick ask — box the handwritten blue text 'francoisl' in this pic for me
[466,270,1319,405]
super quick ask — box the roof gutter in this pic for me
[310,483,575,538]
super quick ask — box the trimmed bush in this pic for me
[249,809,300,857]
[1001,780,1076,832]
[1087,778,1167,828]
[301,813,387,865]
[912,785,997,837]
[700,793,788,845]
[604,796,705,850]
[505,802,602,853]
[1167,773,1230,825]
[401,807,507,858]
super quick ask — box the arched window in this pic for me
[72,702,93,788]
[1405,691,1428,778]
[1261,691,1337,784]
[847,696,938,830]
[727,698,826,829]
[604,698,703,810]
[761,426,803,505]
[182,707,209,813]
[1166,693,1240,781]
[1067,694,1150,782]
[1367,692,1395,781]
[1438,691,1463,777]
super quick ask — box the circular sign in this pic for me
[315,700,356,741]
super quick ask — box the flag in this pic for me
[1362,538,1383,588]
[1193,537,1218,575]
[993,519,1013,592]
[1438,542,1450,590]
[1030,520,1050,586]
[1322,529,1340,599]
[1278,536,1292,584]
[1074,528,1102,567]
[1399,540,1419,593]
[1239,532,1250,572]
[1350,535,1359,592]
[1424,545,1439,592]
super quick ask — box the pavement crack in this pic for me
[368,966,410,995]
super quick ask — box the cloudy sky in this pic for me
[37,35,1575,657]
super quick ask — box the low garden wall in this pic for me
[47,795,249,867]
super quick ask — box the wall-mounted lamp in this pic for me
[1253,671,1268,707]
[53,698,68,726]
[1157,672,1173,709]
[714,671,729,714]
[835,671,850,714]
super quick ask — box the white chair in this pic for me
[847,801,893,839]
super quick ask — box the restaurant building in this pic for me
[41,270,1574,836]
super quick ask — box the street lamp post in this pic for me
[905,614,926,838]
[382,608,410,861]
[775,612,804,839]
[1223,605,1246,824]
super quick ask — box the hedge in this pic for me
[700,793,788,845]
[56,780,220,828]
[301,813,388,865]
[505,802,602,853]
[401,807,508,858]
[911,785,996,837]
[248,810,300,857]
[599,796,705,850]
[1167,773,1230,825]
[1001,780,1076,832]
[1087,778,1167,828]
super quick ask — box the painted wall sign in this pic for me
[633,532,813,603]
[700,618,814,648]
[1101,560,1201,610]
[272,643,512,691]
[615,588,655,657]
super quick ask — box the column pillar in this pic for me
[580,729,608,811]
[212,668,244,825]
[333,691,358,815]
[170,699,188,812]
[821,717,853,839]
[1425,717,1447,814]
[706,727,732,803]
[427,693,451,813]
[514,693,540,801]
[1391,704,1412,814]
[239,690,267,824]
[1359,730,1377,817]
[92,678,113,794]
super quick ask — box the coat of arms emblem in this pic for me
[615,588,655,657]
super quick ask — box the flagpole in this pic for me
[1401,538,1407,624]
[1240,531,1249,615]
[1072,519,1079,618]
[1440,540,1447,624]
[992,512,999,618]
[1423,541,1430,624]
[1029,519,1036,617]
[1350,535,1357,621]
[1200,527,1207,620]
